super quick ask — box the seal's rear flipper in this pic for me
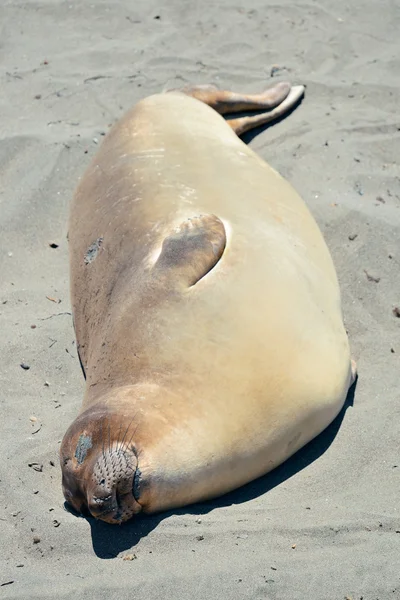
[173,81,291,115]
[168,81,304,136]
[227,85,305,136]
[153,215,226,287]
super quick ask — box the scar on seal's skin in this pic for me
[75,434,93,464]
[84,237,103,264]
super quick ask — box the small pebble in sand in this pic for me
[196,535,204,541]
[270,65,288,77]
[20,363,30,370]
[364,270,380,283]
[392,307,400,318]
[28,462,43,472]
[33,536,41,544]
[354,182,364,196]
[348,233,358,241]
[49,242,59,248]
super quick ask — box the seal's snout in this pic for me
[86,448,142,524]
[60,406,145,524]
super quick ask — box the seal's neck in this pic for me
[80,381,165,415]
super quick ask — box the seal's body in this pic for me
[60,82,355,524]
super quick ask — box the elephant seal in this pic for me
[60,80,356,524]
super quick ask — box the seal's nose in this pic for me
[86,448,142,523]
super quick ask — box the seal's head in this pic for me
[60,405,142,524]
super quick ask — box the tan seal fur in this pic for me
[60,81,356,524]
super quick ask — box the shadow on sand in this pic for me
[84,378,357,558]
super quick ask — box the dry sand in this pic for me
[1,0,400,598]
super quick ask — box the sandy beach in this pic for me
[1,0,400,598]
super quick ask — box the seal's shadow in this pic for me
[88,378,357,559]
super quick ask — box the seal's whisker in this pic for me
[121,421,136,453]
[107,418,111,454]
[100,418,106,460]
[116,421,123,452]
[116,420,132,453]
[120,411,141,453]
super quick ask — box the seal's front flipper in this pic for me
[153,215,226,287]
